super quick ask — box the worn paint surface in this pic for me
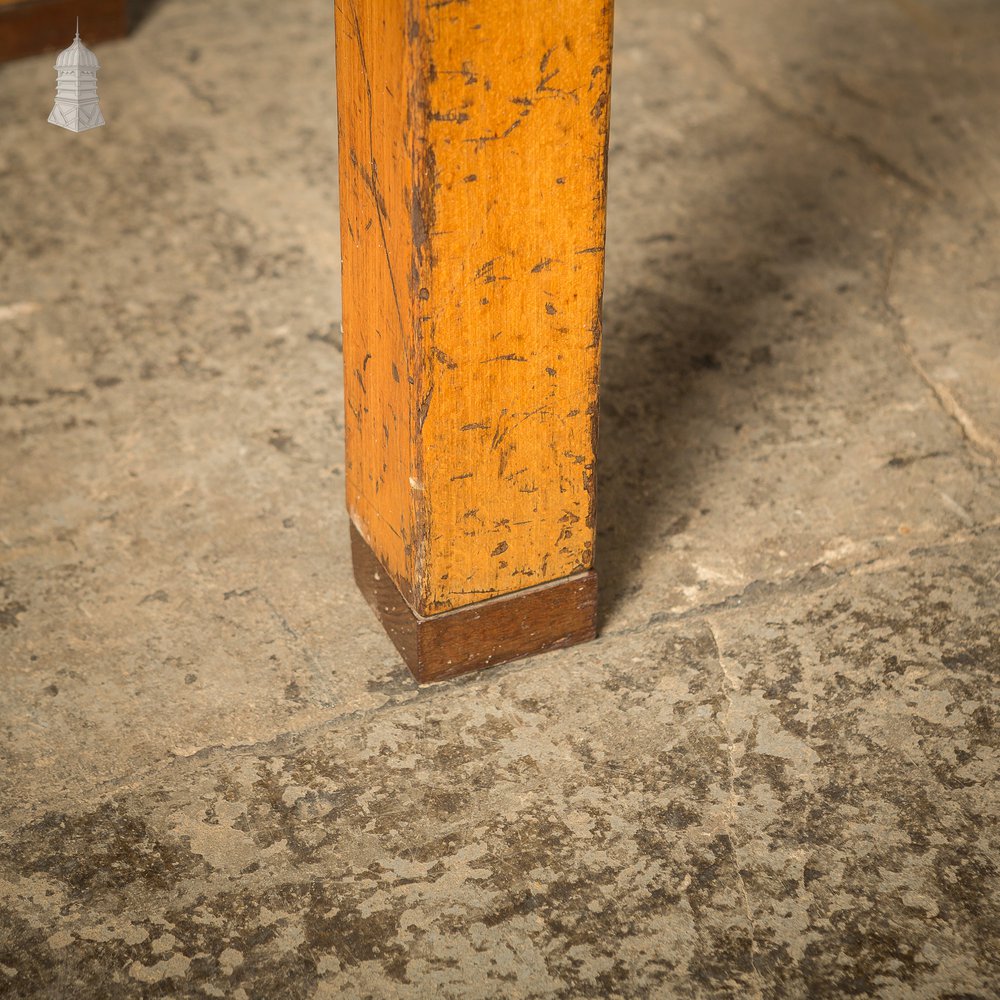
[335,0,421,607]
[336,0,613,616]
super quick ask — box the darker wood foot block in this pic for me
[350,524,597,684]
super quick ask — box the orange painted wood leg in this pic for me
[334,0,613,682]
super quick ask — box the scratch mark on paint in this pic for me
[349,0,409,379]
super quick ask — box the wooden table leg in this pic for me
[334,0,613,683]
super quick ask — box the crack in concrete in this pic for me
[880,211,1000,464]
[606,521,1000,639]
[259,592,325,678]
[693,31,934,199]
[0,680,434,835]
[891,317,1000,464]
[159,62,221,115]
[5,523,998,834]
[704,618,764,998]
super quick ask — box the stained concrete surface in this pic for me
[1,0,998,996]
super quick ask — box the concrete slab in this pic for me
[1,0,998,996]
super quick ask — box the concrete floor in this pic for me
[1,0,998,996]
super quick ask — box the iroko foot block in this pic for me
[0,0,127,63]
[351,524,597,684]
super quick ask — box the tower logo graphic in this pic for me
[48,19,105,132]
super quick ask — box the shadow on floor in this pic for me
[128,0,165,31]
[593,7,966,628]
